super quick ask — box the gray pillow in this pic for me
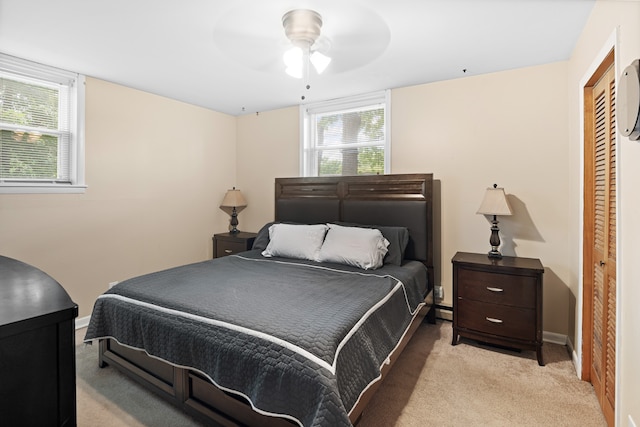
[317,224,389,270]
[335,222,409,266]
[253,221,314,250]
[261,223,328,261]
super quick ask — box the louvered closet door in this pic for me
[587,62,616,427]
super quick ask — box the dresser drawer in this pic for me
[216,241,248,257]
[457,268,536,308]
[457,298,536,341]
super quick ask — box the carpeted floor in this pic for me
[76,320,606,426]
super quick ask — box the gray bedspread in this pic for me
[84,250,428,427]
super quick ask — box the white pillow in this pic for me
[317,224,389,270]
[261,223,328,261]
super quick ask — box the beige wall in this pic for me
[235,107,300,232]
[568,1,640,426]
[0,77,237,318]
[391,62,571,334]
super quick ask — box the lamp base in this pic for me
[487,215,502,259]
[229,207,240,233]
[487,249,503,259]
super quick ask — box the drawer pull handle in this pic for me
[224,249,233,254]
[486,287,504,293]
[485,317,503,324]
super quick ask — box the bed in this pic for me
[84,173,436,426]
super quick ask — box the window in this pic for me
[0,53,85,193]
[301,91,390,177]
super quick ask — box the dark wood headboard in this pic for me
[274,174,434,280]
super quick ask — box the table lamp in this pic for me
[220,187,247,233]
[476,184,512,258]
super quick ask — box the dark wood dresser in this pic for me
[0,255,78,426]
[213,231,257,258]
[451,251,544,365]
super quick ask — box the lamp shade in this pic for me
[476,185,512,216]
[220,188,247,208]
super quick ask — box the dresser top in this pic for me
[452,251,544,272]
[0,255,77,330]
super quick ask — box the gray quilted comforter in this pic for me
[84,250,428,427]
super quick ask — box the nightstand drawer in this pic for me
[457,299,536,341]
[457,268,536,308]
[216,241,248,257]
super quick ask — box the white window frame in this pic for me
[0,53,86,194]
[300,90,391,177]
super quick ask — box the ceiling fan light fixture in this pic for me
[310,51,331,74]
[282,9,322,46]
[282,9,331,79]
[284,47,304,78]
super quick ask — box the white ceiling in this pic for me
[0,0,595,116]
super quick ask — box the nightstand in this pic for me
[213,232,257,258]
[451,251,545,366]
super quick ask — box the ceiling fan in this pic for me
[211,3,389,73]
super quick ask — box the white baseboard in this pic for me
[75,315,90,330]
[566,336,581,377]
[436,307,452,321]
[543,330,567,345]
[566,335,574,355]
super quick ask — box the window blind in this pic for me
[0,53,79,187]
[302,91,389,177]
